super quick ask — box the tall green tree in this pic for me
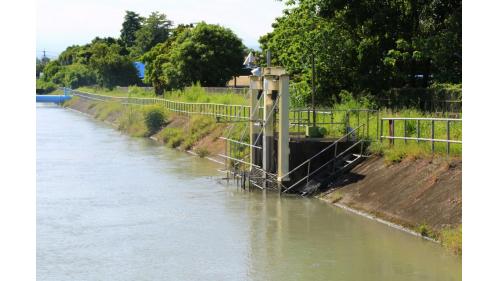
[141,23,195,94]
[131,12,173,58]
[120,11,144,48]
[143,22,245,92]
[261,0,462,105]
[89,42,140,89]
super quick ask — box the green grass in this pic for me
[75,85,461,161]
[94,101,122,121]
[77,83,248,105]
[439,225,462,255]
[115,105,148,137]
[77,85,156,98]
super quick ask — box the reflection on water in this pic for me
[37,105,461,281]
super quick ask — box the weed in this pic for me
[328,191,343,203]
[417,223,431,237]
[94,101,122,121]
[194,147,211,158]
[439,225,462,255]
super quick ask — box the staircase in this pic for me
[297,152,365,196]
[281,124,368,196]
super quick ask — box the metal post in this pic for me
[447,121,450,155]
[404,119,407,144]
[431,120,435,153]
[380,118,383,142]
[389,119,394,146]
[249,76,261,170]
[366,112,369,140]
[376,112,380,141]
[417,120,420,143]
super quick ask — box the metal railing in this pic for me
[281,124,368,193]
[288,108,379,140]
[73,90,252,121]
[380,117,462,155]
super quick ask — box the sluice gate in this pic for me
[219,66,371,196]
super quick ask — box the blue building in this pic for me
[133,62,145,79]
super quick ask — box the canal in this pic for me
[37,104,461,280]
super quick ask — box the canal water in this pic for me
[37,104,461,281]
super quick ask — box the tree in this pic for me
[89,42,140,89]
[260,1,357,104]
[131,12,173,58]
[149,22,245,91]
[260,0,462,105]
[120,11,144,48]
[36,57,50,78]
[141,23,195,94]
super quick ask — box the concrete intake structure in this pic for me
[249,67,290,189]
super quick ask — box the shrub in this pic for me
[143,106,167,135]
[417,223,430,237]
[36,79,57,94]
[194,147,210,158]
[168,135,184,148]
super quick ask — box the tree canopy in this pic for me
[120,11,144,48]
[40,38,139,89]
[260,0,462,105]
[130,12,173,58]
[142,22,245,92]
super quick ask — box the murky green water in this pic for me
[37,104,461,281]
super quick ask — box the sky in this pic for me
[36,0,286,58]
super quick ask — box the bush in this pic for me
[194,147,210,158]
[417,223,431,237]
[36,79,57,94]
[143,106,166,135]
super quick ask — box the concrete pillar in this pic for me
[249,76,262,170]
[262,75,278,175]
[278,74,290,183]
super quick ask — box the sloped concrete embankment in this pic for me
[319,156,461,234]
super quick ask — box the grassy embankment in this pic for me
[63,94,245,160]
[77,85,461,162]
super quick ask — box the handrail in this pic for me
[73,90,252,120]
[280,123,365,180]
[381,117,462,121]
[74,91,252,108]
[282,139,363,193]
[380,117,461,154]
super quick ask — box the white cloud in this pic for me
[36,0,285,55]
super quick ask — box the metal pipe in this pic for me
[431,120,435,152]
